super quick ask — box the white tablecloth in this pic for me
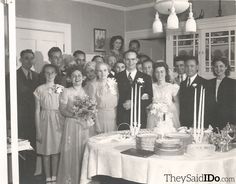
[80,132,236,184]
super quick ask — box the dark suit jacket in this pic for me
[17,67,39,148]
[116,70,153,129]
[179,75,208,128]
[207,77,236,129]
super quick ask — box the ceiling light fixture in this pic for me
[152,0,196,33]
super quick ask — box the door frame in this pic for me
[16,17,72,54]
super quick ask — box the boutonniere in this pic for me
[136,78,144,85]
[192,83,197,87]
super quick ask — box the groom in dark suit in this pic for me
[116,50,153,129]
[179,56,208,128]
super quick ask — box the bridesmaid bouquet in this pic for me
[72,95,97,127]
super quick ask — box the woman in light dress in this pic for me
[57,66,94,184]
[94,62,118,133]
[147,62,180,129]
[34,64,64,183]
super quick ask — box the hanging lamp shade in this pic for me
[167,4,179,29]
[185,3,196,32]
[153,12,163,33]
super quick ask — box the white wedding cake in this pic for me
[153,114,176,137]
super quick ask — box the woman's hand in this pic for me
[36,131,42,143]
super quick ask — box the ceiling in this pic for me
[95,0,154,7]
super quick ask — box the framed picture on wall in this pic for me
[94,28,106,52]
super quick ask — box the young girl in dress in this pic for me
[94,62,118,133]
[34,64,64,183]
[57,66,94,184]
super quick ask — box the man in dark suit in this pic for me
[173,56,187,85]
[116,50,153,129]
[39,47,67,86]
[16,49,39,183]
[179,56,208,128]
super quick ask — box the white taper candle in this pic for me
[134,83,137,126]
[200,88,205,142]
[193,87,197,141]
[198,86,203,132]
[138,85,141,126]
[130,86,133,127]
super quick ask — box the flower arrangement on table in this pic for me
[209,123,235,152]
[72,95,97,129]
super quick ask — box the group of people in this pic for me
[12,36,236,184]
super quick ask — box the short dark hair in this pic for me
[20,49,34,58]
[174,56,187,66]
[73,50,85,57]
[143,59,154,65]
[129,40,140,49]
[109,35,124,51]
[66,65,84,78]
[185,56,199,65]
[40,64,59,84]
[123,50,138,58]
[211,57,231,76]
[92,55,104,62]
[48,47,62,59]
[153,62,170,82]
[138,54,150,63]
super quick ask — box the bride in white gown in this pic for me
[147,62,180,129]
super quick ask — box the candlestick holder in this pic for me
[130,122,141,137]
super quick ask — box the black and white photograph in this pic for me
[1,0,236,184]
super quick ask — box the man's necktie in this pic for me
[128,72,133,84]
[27,71,31,80]
[179,75,183,83]
[187,77,191,87]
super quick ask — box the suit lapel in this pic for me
[122,70,131,85]
[134,71,142,82]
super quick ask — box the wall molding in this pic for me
[16,17,72,53]
[72,0,154,11]
[71,0,125,11]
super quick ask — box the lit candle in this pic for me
[138,85,141,126]
[134,83,137,126]
[130,86,133,127]
[193,87,197,140]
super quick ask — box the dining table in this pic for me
[80,130,236,184]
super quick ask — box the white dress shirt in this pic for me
[126,69,137,81]
[187,73,197,86]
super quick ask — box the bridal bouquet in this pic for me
[72,95,97,128]
[149,102,170,119]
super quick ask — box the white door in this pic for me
[16,28,65,72]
